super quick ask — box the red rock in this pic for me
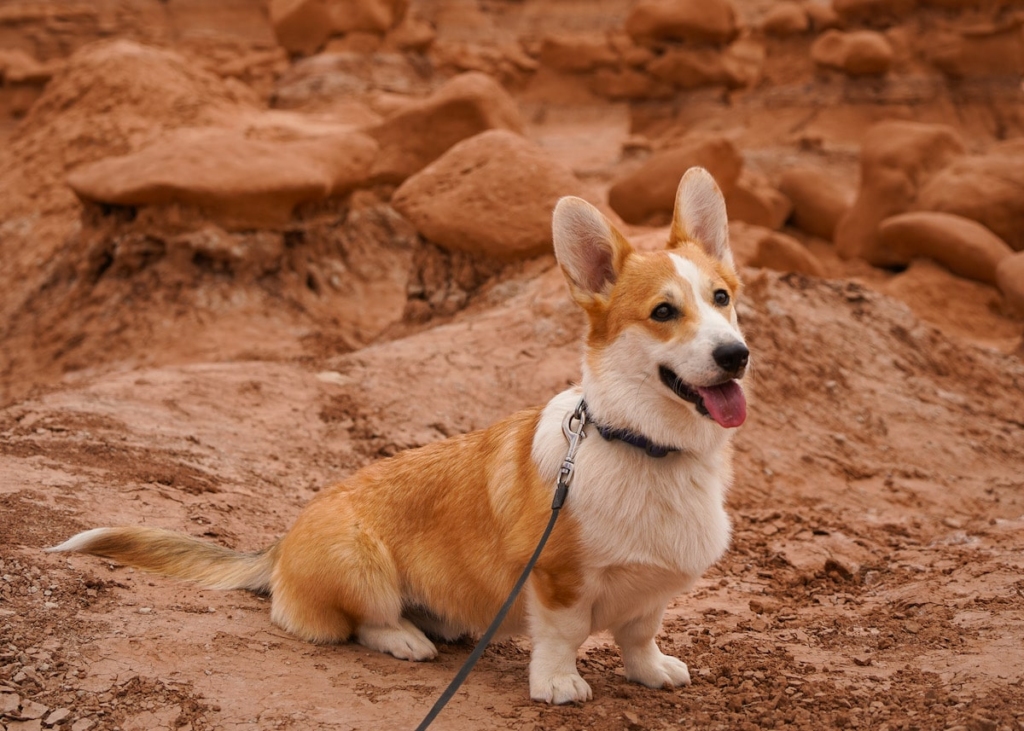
[748,231,825,277]
[589,67,674,100]
[726,221,768,267]
[996,252,1024,315]
[926,24,1024,79]
[539,33,618,73]
[646,47,733,89]
[645,40,762,92]
[384,12,436,53]
[269,0,333,55]
[914,140,1024,252]
[325,0,404,35]
[609,32,656,67]
[324,31,383,54]
[24,40,254,129]
[778,166,854,241]
[0,48,59,84]
[811,30,894,76]
[391,130,586,260]
[722,38,766,88]
[805,4,843,32]
[269,0,405,55]
[67,125,378,229]
[761,2,809,37]
[607,135,743,225]
[367,72,524,184]
[835,121,965,262]
[626,0,739,46]
[272,51,425,108]
[832,0,917,25]
[925,22,1019,78]
[725,170,792,230]
[877,212,1013,284]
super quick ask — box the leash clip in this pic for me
[554,398,588,508]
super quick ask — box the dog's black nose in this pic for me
[713,342,749,374]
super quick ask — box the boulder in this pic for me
[607,135,743,225]
[914,141,1024,252]
[67,125,379,229]
[926,24,1024,79]
[778,166,854,241]
[748,231,825,277]
[805,3,843,32]
[723,38,766,88]
[0,48,59,84]
[996,251,1024,315]
[725,169,792,230]
[646,40,763,90]
[367,72,524,184]
[835,121,965,262]
[539,33,618,73]
[384,12,436,53]
[811,30,894,76]
[269,0,333,55]
[626,0,739,46]
[391,130,586,260]
[646,47,733,88]
[727,221,769,267]
[324,0,405,35]
[589,67,674,100]
[877,212,1013,284]
[269,0,406,55]
[832,0,917,25]
[761,2,809,37]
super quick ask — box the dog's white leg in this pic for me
[356,617,438,661]
[528,600,593,704]
[612,606,691,689]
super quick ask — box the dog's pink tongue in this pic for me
[697,381,747,428]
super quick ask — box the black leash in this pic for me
[413,399,588,731]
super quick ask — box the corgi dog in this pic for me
[50,167,749,704]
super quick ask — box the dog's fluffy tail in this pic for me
[48,527,276,593]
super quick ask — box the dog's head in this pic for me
[552,167,748,446]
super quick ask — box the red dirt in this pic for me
[1,2,1023,731]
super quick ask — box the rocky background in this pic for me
[1,0,1023,730]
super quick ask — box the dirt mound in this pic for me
[0,39,260,347]
[1,39,256,218]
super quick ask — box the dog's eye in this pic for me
[713,289,730,307]
[650,303,678,322]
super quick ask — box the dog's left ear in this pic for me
[668,167,734,269]
[552,197,632,305]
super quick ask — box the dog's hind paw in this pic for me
[356,619,438,661]
[626,653,691,689]
[530,672,593,704]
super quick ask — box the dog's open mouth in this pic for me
[658,366,747,428]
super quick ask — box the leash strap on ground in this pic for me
[413,399,586,731]
[412,503,561,731]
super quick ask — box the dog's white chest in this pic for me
[571,446,731,579]
[532,391,732,585]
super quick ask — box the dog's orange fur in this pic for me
[271,406,584,641]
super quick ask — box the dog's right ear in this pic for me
[552,197,632,305]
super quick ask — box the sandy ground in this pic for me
[2,1,1024,730]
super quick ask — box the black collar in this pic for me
[583,402,680,458]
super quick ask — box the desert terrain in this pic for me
[1,0,1023,729]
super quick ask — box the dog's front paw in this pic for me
[530,672,593,704]
[626,653,692,689]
